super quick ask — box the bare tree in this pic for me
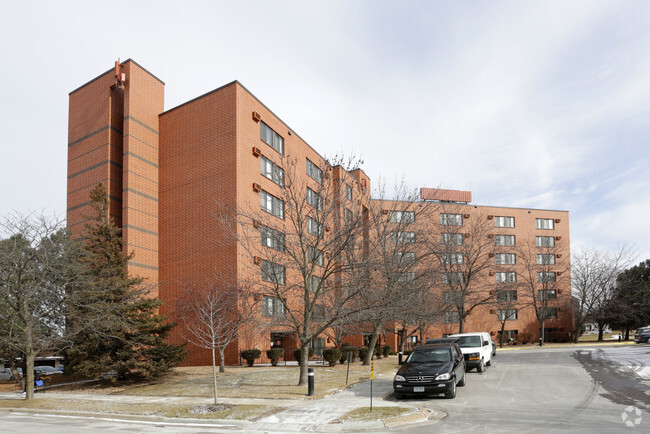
[177,277,259,404]
[356,181,434,364]
[219,156,367,385]
[0,212,83,400]
[571,245,634,342]
[517,240,570,345]
[424,205,496,333]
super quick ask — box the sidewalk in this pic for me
[0,375,435,432]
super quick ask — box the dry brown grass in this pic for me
[0,397,280,420]
[109,355,401,399]
[0,356,402,420]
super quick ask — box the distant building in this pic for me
[67,59,573,365]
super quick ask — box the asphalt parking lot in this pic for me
[395,344,649,432]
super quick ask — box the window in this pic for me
[536,218,555,230]
[396,272,416,283]
[391,231,415,244]
[260,156,284,186]
[441,253,464,265]
[260,122,284,154]
[345,183,353,201]
[442,272,464,284]
[261,261,285,285]
[262,295,285,317]
[497,290,517,301]
[537,272,557,283]
[494,216,515,228]
[538,289,557,300]
[537,254,556,265]
[306,187,322,210]
[536,236,555,247]
[261,190,284,219]
[497,309,518,320]
[496,253,516,265]
[345,208,353,222]
[307,216,322,237]
[261,225,285,251]
[306,158,322,183]
[443,291,462,304]
[495,235,515,246]
[496,272,517,284]
[440,213,463,226]
[498,330,518,340]
[443,311,460,323]
[309,275,322,292]
[393,251,416,264]
[308,246,324,266]
[390,211,415,224]
[538,307,558,319]
[441,233,463,245]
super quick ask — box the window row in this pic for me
[442,306,558,323]
[261,190,284,219]
[260,155,284,186]
[390,211,415,224]
[306,158,322,183]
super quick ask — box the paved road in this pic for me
[398,345,649,432]
[1,344,648,432]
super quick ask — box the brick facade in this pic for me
[67,60,573,367]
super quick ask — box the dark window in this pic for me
[260,122,284,154]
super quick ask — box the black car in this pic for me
[393,342,466,399]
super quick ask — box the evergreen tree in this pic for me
[65,183,185,380]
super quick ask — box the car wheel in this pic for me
[477,358,485,373]
[457,370,466,387]
[486,358,492,366]
[445,379,457,399]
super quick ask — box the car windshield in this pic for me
[456,336,482,347]
[406,348,451,363]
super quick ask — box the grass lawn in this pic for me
[108,355,400,399]
[0,355,402,419]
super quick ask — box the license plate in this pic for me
[413,386,425,392]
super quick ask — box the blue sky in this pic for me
[0,0,648,263]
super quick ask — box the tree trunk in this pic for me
[499,322,506,348]
[363,324,382,366]
[25,348,35,400]
[297,341,310,386]
[211,347,218,404]
[539,320,545,346]
[597,323,605,341]
[218,347,226,373]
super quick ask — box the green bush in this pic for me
[293,348,314,365]
[323,348,342,366]
[382,345,391,357]
[241,349,261,367]
[358,347,369,361]
[266,348,285,366]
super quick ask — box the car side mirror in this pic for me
[483,340,489,346]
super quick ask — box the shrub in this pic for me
[293,348,314,365]
[266,348,285,366]
[241,349,261,367]
[340,344,359,363]
[323,348,342,366]
[358,347,369,361]
[375,347,382,359]
[382,345,391,357]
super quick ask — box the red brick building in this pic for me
[67,60,573,366]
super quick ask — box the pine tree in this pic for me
[65,183,185,380]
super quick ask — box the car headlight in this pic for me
[394,374,406,382]
[436,372,451,380]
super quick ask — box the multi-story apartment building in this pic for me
[67,60,572,366]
